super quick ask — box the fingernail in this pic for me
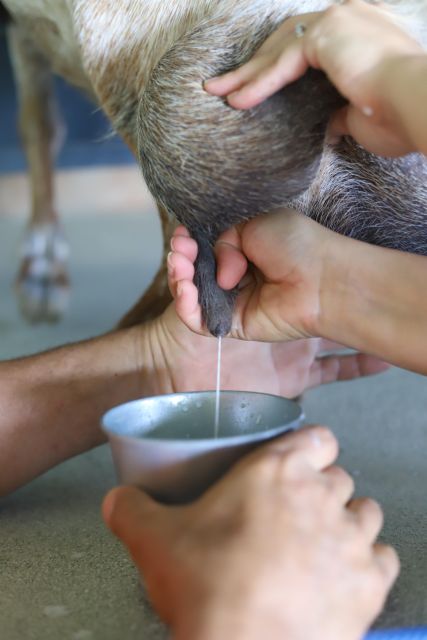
[206,76,220,84]
[203,79,216,91]
[176,281,183,298]
[170,237,177,251]
[309,432,323,448]
[309,426,335,448]
[167,251,175,276]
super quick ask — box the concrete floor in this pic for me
[0,168,427,639]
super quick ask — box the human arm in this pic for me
[205,0,427,157]
[169,214,427,374]
[0,301,385,496]
[103,425,399,640]
[0,327,144,496]
[318,219,427,374]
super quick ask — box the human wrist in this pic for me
[298,221,344,340]
[135,305,192,395]
[316,230,369,347]
[317,232,427,372]
[317,230,396,353]
[173,597,288,640]
[172,569,291,640]
[130,318,167,397]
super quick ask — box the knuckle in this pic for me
[276,449,303,479]
[380,544,401,577]
[361,547,400,609]
[251,451,282,481]
[324,4,345,21]
[356,497,384,529]
[306,424,339,453]
[366,569,391,609]
[340,518,363,547]
[263,449,316,491]
[329,464,353,485]
[345,471,356,495]
[289,475,328,505]
[326,466,355,498]
[390,547,401,577]
[259,426,339,482]
[362,497,383,519]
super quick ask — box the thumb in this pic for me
[215,240,248,290]
[331,105,412,157]
[102,485,164,548]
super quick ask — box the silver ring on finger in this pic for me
[294,22,307,38]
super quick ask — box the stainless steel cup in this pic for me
[102,390,304,504]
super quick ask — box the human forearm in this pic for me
[0,326,152,496]
[319,234,427,374]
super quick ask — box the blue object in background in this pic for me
[0,27,135,172]
[366,629,427,639]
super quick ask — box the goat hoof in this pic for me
[15,224,70,323]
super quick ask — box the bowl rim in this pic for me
[101,390,305,447]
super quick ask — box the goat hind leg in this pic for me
[118,204,175,329]
[7,25,69,323]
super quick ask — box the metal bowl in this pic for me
[102,390,304,504]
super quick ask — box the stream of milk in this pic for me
[214,336,222,438]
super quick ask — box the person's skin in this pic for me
[0,303,384,496]
[169,211,427,374]
[205,0,427,157]
[104,426,399,640]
